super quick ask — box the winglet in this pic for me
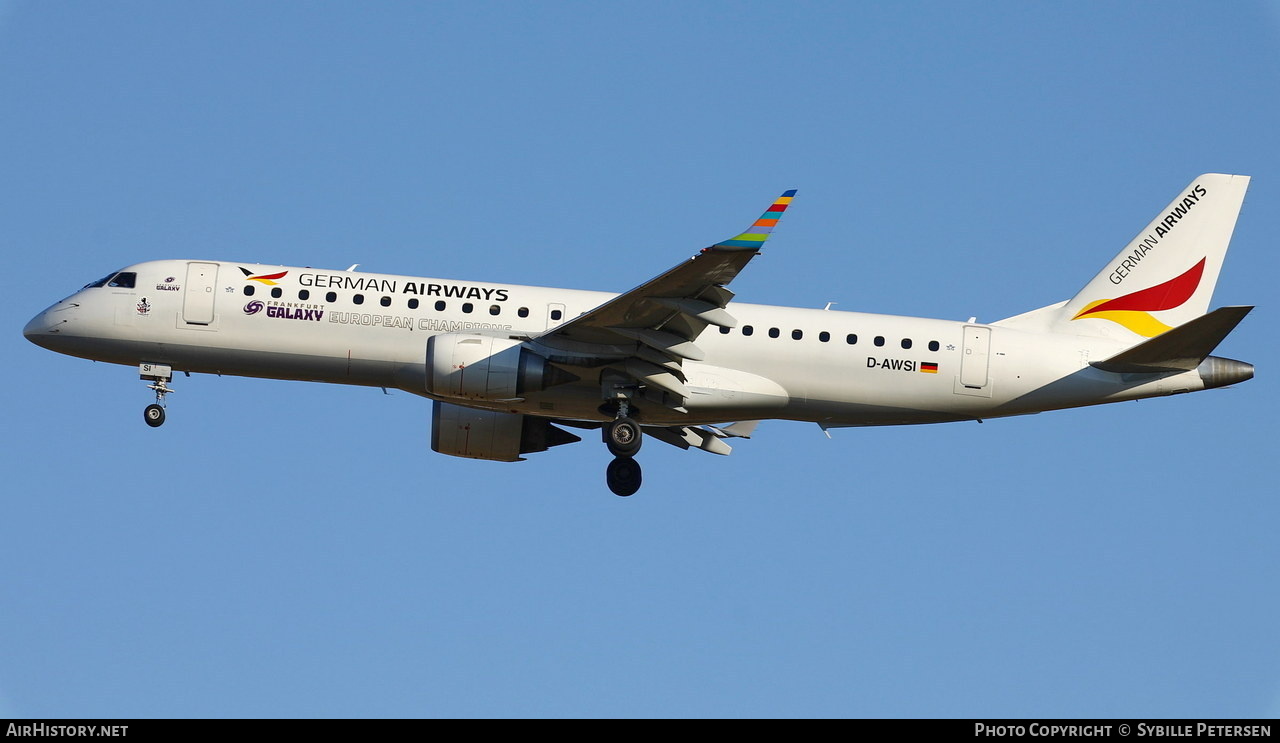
[712,190,797,251]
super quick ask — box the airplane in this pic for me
[24,174,1255,496]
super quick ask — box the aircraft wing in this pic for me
[524,190,796,410]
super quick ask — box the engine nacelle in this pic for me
[430,401,581,462]
[426,333,573,401]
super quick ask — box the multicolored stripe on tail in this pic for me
[713,190,797,250]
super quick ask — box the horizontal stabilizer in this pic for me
[1090,306,1252,373]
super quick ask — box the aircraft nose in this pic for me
[23,312,49,344]
[23,308,64,350]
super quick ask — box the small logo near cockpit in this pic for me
[244,300,265,315]
[155,276,181,291]
[136,298,151,315]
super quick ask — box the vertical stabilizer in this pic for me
[1050,174,1249,340]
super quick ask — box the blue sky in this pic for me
[2,1,1278,718]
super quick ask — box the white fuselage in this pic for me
[24,259,1211,427]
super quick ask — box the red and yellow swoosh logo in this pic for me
[1071,258,1205,337]
[239,267,288,285]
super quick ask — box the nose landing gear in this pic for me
[140,363,173,428]
[143,403,166,427]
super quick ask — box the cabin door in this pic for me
[182,262,219,325]
[959,325,990,389]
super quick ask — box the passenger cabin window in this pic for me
[107,272,136,288]
[768,328,780,338]
[271,287,282,299]
[435,301,446,311]
[742,325,754,336]
[298,290,310,301]
[874,336,885,347]
[792,329,803,340]
[326,291,337,303]
[929,340,940,352]
[719,326,731,334]
[550,309,563,321]
[353,294,365,305]
[901,338,912,349]
[819,332,830,342]
[462,303,474,314]
[846,334,857,345]
[380,296,392,307]
[518,307,530,318]
[408,298,419,310]
[243,286,255,296]
[489,304,501,316]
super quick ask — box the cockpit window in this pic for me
[107,272,137,288]
[85,271,138,289]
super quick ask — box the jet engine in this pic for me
[425,333,575,401]
[430,401,581,461]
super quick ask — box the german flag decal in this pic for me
[240,267,289,285]
[920,362,939,374]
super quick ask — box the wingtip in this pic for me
[709,190,798,251]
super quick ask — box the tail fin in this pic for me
[1003,174,1250,339]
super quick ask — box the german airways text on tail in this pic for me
[24,176,1255,495]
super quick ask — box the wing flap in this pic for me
[644,425,735,455]
[611,327,706,361]
[650,297,737,328]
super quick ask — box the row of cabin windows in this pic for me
[718,324,941,352]
[102,276,921,340]
[242,286,931,345]
[243,285,542,318]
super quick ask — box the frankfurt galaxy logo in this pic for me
[244,299,323,322]
[1071,258,1205,337]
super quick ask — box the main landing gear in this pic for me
[606,456,642,497]
[140,363,174,428]
[604,404,643,497]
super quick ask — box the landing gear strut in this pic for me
[140,363,173,428]
[604,400,643,496]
